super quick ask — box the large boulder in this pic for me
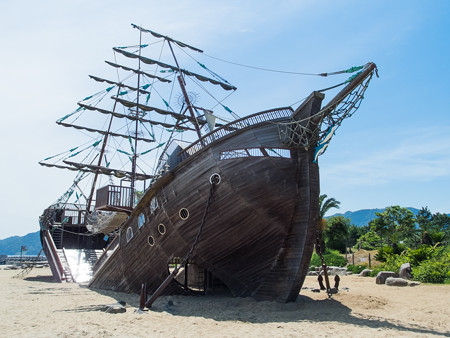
[399,263,412,280]
[376,271,398,284]
[385,277,408,287]
[360,269,372,277]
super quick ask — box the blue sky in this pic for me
[0,0,449,238]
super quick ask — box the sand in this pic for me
[0,266,448,337]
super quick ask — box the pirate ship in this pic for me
[39,24,377,303]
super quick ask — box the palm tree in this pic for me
[316,194,340,253]
[319,194,341,219]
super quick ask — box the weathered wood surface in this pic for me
[90,94,324,302]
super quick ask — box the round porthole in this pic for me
[158,223,166,235]
[148,236,155,246]
[210,173,221,185]
[179,208,189,220]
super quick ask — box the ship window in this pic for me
[126,227,133,243]
[148,236,155,246]
[265,148,291,158]
[138,213,145,228]
[179,208,189,220]
[158,223,166,235]
[220,148,290,160]
[150,197,158,214]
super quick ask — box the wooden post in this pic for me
[352,253,354,265]
[369,253,371,268]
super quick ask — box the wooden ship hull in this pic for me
[89,93,325,302]
[37,23,377,303]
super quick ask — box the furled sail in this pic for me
[131,23,204,53]
[40,161,152,181]
[77,103,193,130]
[88,75,152,94]
[111,97,206,126]
[113,48,237,91]
[105,61,171,83]
[56,121,156,143]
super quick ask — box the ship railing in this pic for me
[183,107,293,155]
[95,185,133,212]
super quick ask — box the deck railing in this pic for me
[183,107,293,155]
[95,185,133,212]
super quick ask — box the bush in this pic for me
[374,246,393,262]
[412,260,448,283]
[368,264,386,277]
[309,249,347,268]
[347,264,367,274]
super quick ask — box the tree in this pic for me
[324,216,350,253]
[316,194,341,253]
[372,206,416,248]
[348,224,368,248]
[319,194,341,219]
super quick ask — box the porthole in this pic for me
[179,208,189,220]
[148,236,155,246]
[126,227,134,243]
[138,213,145,228]
[209,173,221,185]
[158,223,166,235]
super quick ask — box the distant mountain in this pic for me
[0,231,42,255]
[329,207,421,227]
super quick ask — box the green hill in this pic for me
[329,207,421,227]
[0,231,42,255]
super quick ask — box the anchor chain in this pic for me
[315,228,333,298]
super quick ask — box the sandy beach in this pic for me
[0,266,448,337]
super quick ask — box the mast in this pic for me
[85,87,121,213]
[130,30,143,208]
[167,40,204,144]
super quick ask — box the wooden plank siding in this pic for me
[89,93,324,302]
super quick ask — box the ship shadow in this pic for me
[90,288,449,337]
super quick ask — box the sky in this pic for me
[0,0,449,239]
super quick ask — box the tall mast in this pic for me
[130,30,143,207]
[167,41,204,144]
[85,89,120,213]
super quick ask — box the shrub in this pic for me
[309,249,347,268]
[368,264,386,277]
[347,264,367,274]
[412,260,448,283]
[384,254,410,273]
[374,246,393,262]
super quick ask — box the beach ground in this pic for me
[0,266,448,337]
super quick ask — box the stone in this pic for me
[360,269,372,277]
[103,301,126,314]
[307,271,319,276]
[409,281,421,287]
[399,263,412,280]
[329,287,338,294]
[385,277,408,287]
[376,271,398,284]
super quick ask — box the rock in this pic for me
[360,269,372,277]
[376,271,398,284]
[341,287,350,291]
[103,301,126,314]
[409,281,421,287]
[385,277,408,287]
[345,271,353,275]
[329,287,338,294]
[307,271,319,276]
[399,263,412,280]
[311,289,320,293]
[319,266,348,276]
